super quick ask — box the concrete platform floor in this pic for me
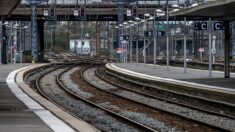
[114,63,235,89]
[0,64,53,132]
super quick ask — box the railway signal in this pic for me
[80,6,85,18]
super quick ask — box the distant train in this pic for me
[70,39,91,55]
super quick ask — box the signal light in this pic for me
[80,6,85,17]
[132,5,137,17]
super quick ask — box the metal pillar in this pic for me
[130,25,133,63]
[1,20,7,64]
[31,4,38,62]
[19,22,22,63]
[224,21,230,78]
[208,18,212,77]
[67,21,70,50]
[153,13,156,68]
[144,22,146,65]
[136,23,139,65]
[96,21,100,54]
[107,21,110,51]
[166,7,169,70]
[38,20,44,63]
[117,1,124,63]
[183,17,187,73]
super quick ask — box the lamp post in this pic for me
[119,23,124,63]
[183,17,187,73]
[129,20,134,63]
[153,10,161,68]
[135,17,140,65]
[143,13,150,65]
[123,21,128,63]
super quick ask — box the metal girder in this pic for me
[27,0,49,62]
[0,0,21,16]
[171,0,235,21]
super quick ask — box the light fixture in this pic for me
[172,9,180,12]
[115,26,119,29]
[13,23,19,28]
[144,13,150,17]
[23,26,28,29]
[141,19,145,23]
[128,20,134,23]
[119,24,123,27]
[14,23,19,27]
[135,17,141,21]
[155,9,163,13]
[123,22,128,25]
[191,3,199,7]
[130,24,135,27]
[158,13,165,16]
[171,4,180,8]
[126,26,130,28]
[3,21,9,25]
[148,16,154,20]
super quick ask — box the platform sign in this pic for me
[194,22,207,30]
[213,22,224,30]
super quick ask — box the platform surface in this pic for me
[114,63,235,89]
[0,63,53,132]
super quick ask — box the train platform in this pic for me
[0,63,80,132]
[107,63,235,94]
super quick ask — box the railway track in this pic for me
[33,65,157,132]
[81,66,235,131]
[24,61,235,131]
[97,68,235,119]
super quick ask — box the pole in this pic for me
[67,21,70,50]
[183,17,187,73]
[45,27,48,50]
[111,27,114,53]
[166,7,169,70]
[31,4,38,62]
[50,26,52,59]
[20,22,22,63]
[224,21,230,78]
[209,17,212,77]
[81,21,83,56]
[130,24,133,63]
[10,23,13,63]
[144,20,146,65]
[2,20,7,64]
[153,13,156,68]
[117,1,124,63]
[136,23,139,65]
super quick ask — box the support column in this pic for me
[96,21,100,54]
[31,3,38,62]
[117,2,124,62]
[38,20,44,63]
[1,20,7,64]
[224,21,230,78]
[107,21,110,51]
